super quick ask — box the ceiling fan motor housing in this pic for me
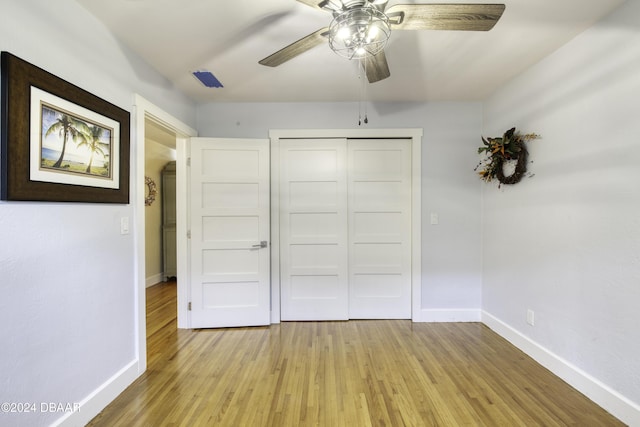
[328,4,391,59]
[342,0,369,9]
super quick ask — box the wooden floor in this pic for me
[88,281,623,427]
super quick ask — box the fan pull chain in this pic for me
[363,71,369,125]
[358,59,363,126]
[358,59,369,126]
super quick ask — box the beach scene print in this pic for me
[40,104,112,178]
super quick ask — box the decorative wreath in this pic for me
[145,176,158,206]
[475,127,540,186]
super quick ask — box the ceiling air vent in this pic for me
[192,70,223,88]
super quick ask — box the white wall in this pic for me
[0,1,195,426]
[482,0,640,424]
[197,101,484,320]
[9,0,638,424]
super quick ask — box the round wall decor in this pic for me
[476,127,540,187]
[145,176,157,206]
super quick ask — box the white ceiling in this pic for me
[75,0,624,103]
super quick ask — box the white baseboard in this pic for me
[146,273,164,288]
[417,308,481,322]
[482,311,640,427]
[53,360,140,427]
[49,310,639,426]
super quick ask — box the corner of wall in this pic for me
[481,311,640,426]
[53,360,140,427]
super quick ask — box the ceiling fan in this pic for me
[259,0,506,83]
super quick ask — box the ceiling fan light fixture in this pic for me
[367,25,380,40]
[328,6,391,60]
[336,26,352,40]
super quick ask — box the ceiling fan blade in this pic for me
[369,0,390,12]
[297,0,338,12]
[364,50,390,83]
[259,27,329,67]
[386,4,505,31]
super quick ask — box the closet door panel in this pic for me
[280,139,349,320]
[348,139,412,319]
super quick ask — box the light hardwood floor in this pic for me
[88,281,624,426]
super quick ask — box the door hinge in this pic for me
[187,230,191,239]
[188,302,192,311]
[187,157,191,167]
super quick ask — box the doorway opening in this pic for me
[134,95,197,373]
[144,118,177,287]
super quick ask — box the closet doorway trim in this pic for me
[269,128,423,323]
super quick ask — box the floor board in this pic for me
[88,281,624,426]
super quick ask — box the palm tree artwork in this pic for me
[41,105,112,177]
[44,110,90,168]
[77,124,111,175]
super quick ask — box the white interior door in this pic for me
[189,138,270,328]
[348,139,412,318]
[279,139,349,320]
[278,138,412,320]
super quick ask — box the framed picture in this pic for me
[1,52,130,203]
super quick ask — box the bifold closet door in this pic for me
[279,139,349,320]
[348,139,412,319]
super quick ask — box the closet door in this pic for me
[348,139,412,319]
[279,139,349,320]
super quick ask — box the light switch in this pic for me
[120,216,130,235]
[430,213,439,225]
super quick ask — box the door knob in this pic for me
[252,240,268,248]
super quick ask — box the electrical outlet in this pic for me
[527,309,535,326]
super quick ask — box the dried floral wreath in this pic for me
[145,176,158,206]
[475,127,540,186]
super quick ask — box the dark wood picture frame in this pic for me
[1,52,130,203]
